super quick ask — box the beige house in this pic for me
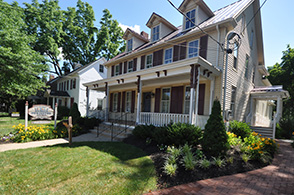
[84,0,289,138]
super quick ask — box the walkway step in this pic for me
[251,126,273,139]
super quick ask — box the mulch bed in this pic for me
[123,135,270,189]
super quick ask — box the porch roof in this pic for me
[84,56,221,91]
[250,86,290,100]
[44,89,70,98]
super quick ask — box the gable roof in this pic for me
[146,12,178,30]
[178,0,214,17]
[122,28,149,42]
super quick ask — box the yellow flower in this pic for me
[292,132,294,135]
[258,151,263,154]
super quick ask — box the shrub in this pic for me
[151,126,169,145]
[229,120,252,140]
[227,132,242,146]
[69,103,81,124]
[13,124,55,142]
[77,117,101,130]
[277,116,294,139]
[166,123,202,147]
[57,106,70,120]
[54,121,84,137]
[202,100,229,157]
[163,162,177,177]
[198,158,211,169]
[180,145,197,171]
[132,124,156,140]
[212,157,226,168]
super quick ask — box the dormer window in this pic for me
[185,9,195,30]
[127,38,133,52]
[152,25,160,42]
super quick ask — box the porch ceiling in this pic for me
[250,86,290,100]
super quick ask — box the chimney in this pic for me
[49,74,55,81]
[141,31,149,40]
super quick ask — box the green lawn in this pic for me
[0,142,157,194]
[0,116,57,136]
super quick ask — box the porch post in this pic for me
[52,97,55,109]
[47,97,49,105]
[276,96,282,121]
[194,66,200,126]
[105,82,109,121]
[86,87,90,117]
[209,76,215,115]
[250,97,255,126]
[189,65,195,124]
[136,76,142,124]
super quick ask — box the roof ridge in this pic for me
[213,0,243,13]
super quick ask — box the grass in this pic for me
[0,142,157,194]
[0,116,58,136]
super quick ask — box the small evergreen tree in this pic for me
[69,103,81,124]
[202,99,229,157]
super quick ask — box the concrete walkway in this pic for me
[146,140,294,195]
[0,132,113,152]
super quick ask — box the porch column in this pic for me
[136,76,142,124]
[276,96,282,121]
[52,97,55,109]
[105,82,109,121]
[209,76,215,115]
[86,87,89,117]
[250,97,255,126]
[189,65,196,124]
[194,66,200,126]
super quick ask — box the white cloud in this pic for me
[119,23,141,34]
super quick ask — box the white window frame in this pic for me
[97,99,103,110]
[127,38,133,52]
[146,54,153,68]
[115,64,120,76]
[185,9,196,30]
[188,39,199,58]
[127,60,133,72]
[233,42,238,69]
[160,88,171,113]
[184,86,191,114]
[113,93,118,112]
[99,64,104,73]
[230,86,237,117]
[164,48,173,64]
[125,91,132,113]
[152,25,160,42]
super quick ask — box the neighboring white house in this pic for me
[84,0,289,138]
[45,57,107,116]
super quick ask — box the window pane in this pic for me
[164,48,172,64]
[188,40,199,58]
[146,54,153,68]
[162,88,170,100]
[127,39,132,52]
[128,61,133,72]
[185,9,195,29]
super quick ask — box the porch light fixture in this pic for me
[223,31,241,119]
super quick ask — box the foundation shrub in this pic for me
[69,103,81,124]
[57,106,70,120]
[132,124,156,140]
[151,126,169,145]
[229,120,252,140]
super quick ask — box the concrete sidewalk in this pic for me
[0,132,113,152]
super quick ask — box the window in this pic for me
[245,55,249,79]
[146,54,153,68]
[184,86,191,114]
[99,64,104,73]
[128,61,133,72]
[233,42,238,69]
[73,79,76,89]
[250,30,254,48]
[64,81,66,91]
[230,86,237,117]
[152,25,160,42]
[97,99,103,110]
[185,9,195,30]
[70,79,73,89]
[164,48,173,64]
[67,80,69,90]
[252,66,255,83]
[127,38,133,52]
[188,40,199,58]
[113,93,118,112]
[115,64,120,76]
[161,88,170,113]
[125,91,132,112]
[61,83,63,91]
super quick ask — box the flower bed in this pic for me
[12,124,55,142]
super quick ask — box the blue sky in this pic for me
[6,0,294,67]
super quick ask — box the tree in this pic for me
[268,45,294,115]
[62,0,98,69]
[96,9,125,60]
[69,103,81,124]
[202,100,229,157]
[0,0,47,107]
[24,0,64,76]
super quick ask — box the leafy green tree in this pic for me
[62,0,98,69]
[96,9,125,60]
[268,45,294,115]
[0,0,47,107]
[24,0,64,76]
[202,100,229,157]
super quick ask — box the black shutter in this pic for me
[117,92,121,112]
[122,92,125,112]
[110,93,113,112]
[154,88,161,113]
[198,84,205,115]
[153,49,163,66]
[119,63,122,75]
[141,55,145,69]
[131,91,135,113]
[124,62,127,73]
[179,42,187,60]
[133,58,137,71]
[111,66,114,76]
[200,35,208,59]
[173,45,179,62]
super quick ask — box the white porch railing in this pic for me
[140,112,189,126]
[255,112,271,127]
[196,115,209,129]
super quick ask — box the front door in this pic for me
[142,92,151,112]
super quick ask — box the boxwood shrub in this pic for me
[229,120,252,140]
